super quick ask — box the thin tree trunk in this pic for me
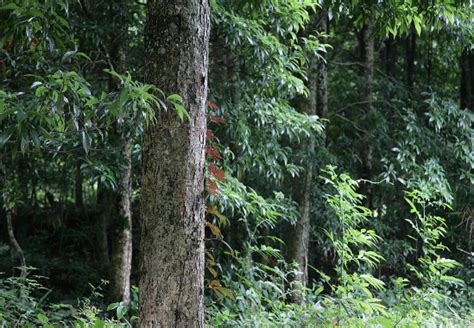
[6,209,27,278]
[405,24,416,95]
[109,140,133,307]
[358,22,374,210]
[224,53,248,253]
[75,160,83,209]
[287,14,320,302]
[384,35,396,78]
[96,183,111,270]
[287,156,313,302]
[460,48,473,110]
[108,0,133,307]
[317,10,329,127]
[383,34,397,100]
[140,1,210,326]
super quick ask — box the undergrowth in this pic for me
[1,168,472,327]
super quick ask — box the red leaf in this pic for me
[207,178,218,196]
[206,130,215,139]
[209,116,225,124]
[209,163,225,182]
[208,101,218,110]
[206,145,222,159]
[206,206,216,213]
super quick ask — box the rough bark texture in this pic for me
[140,1,210,327]
[358,22,374,210]
[461,48,473,110]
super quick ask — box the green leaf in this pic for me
[167,94,183,102]
[81,130,91,154]
[116,304,127,319]
[37,313,48,323]
[0,3,18,10]
[174,103,190,121]
[107,302,120,311]
[0,130,13,148]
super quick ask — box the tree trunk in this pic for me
[460,48,473,110]
[384,35,396,78]
[287,157,313,303]
[358,22,374,210]
[75,160,83,209]
[140,1,210,326]
[109,139,133,307]
[96,183,111,270]
[287,14,320,302]
[405,25,416,95]
[317,9,329,127]
[107,0,133,308]
[6,209,27,278]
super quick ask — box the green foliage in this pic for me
[320,166,386,318]
[1,0,473,326]
[207,168,473,327]
[404,190,464,288]
[0,270,138,327]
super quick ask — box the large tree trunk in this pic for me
[139,1,210,326]
[358,22,374,210]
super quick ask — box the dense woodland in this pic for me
[0,0,473,327]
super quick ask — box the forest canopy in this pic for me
[0,0,473,327]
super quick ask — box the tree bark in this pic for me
[405,25,416,95]
[140,1,210,327]
[317,10,329,127]
[107,0,133,308]
[287,13,320,302]
[109,139,133,307]
[358,22,374,210]
[96,183,111,270]
[460,48,473,110]
[75,160,83,209]
[383,34,397,100]
[6,209,27,278]
[384,35,397,78]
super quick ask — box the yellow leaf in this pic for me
[209,279,221,288]
[206,222,222,238]
[208,266,218,278]
[207,258,216,266]
[213,286,235,299]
